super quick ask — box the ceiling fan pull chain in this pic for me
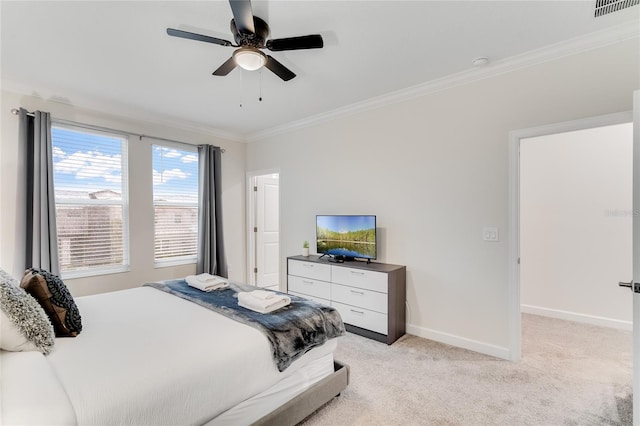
[259,71,263,102]
[239,70,244,108]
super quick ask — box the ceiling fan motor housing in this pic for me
[231,16,270,48]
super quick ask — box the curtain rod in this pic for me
[10,108,225,153]
[11,108,34,117]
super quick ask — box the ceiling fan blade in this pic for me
[264,55,296,81]
[212,57,237,76]
[229,0,255,35]
[167,28,232,47]
[266,34,323,51]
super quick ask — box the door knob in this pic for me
[619,281,639,293]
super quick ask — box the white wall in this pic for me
[520,123,633,329]
[0,90,247,297]
[246,39,639,356]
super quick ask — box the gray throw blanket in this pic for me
[144,279,345,371]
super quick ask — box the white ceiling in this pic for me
[2,1,639,140]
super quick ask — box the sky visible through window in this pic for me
[152,145,198,202]
[52,127,198,202]
[52,126,124,196]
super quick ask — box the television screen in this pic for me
[316,215,377,260]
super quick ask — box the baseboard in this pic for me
[406,324,511,360]
[521,304,632,331]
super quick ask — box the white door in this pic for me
[630,90,640,426]
[255,175,279,288]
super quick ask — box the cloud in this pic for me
[181,154,197,164]
[153,168,190,184]
[162,148,182,158]
[103,174,122,184]
[54,150,122,184]
[52,146,66,159]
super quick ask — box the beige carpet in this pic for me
[302,314,632,425]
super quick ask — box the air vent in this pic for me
[595,0,639,17]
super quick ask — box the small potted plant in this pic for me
[302,240,310,257]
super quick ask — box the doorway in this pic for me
[520,123,633,328]
[508,111,633,360]
[247,171,280,289]
[512,117,634,423]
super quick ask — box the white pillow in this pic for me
[0,310,41,352]
[0,269,54,354]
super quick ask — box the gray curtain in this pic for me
[197,144,227,277]
[20,108,60,275]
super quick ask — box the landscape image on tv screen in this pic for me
[316,215,376,259]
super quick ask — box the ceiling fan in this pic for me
[167,0,324,81]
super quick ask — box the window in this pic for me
[152,144,198,265]
[52,124,129,277]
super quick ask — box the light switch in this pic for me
[483,227,499,242]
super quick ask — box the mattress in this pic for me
[1,286,338,425]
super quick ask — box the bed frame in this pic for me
[253,361,350,426]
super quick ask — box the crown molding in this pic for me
[245,20,640,142]
[4,19,637,144]
[1,80,246,143]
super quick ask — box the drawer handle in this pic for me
[302,280,314,284]
[350,271,365,275]
[350,290,365,295]
[350,309,365,315]
[303,264,314,268]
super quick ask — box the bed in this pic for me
[0,277,349,426]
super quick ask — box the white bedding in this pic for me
[1,286,337,426]
[1,351,77,425]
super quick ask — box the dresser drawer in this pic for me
[288,291,331,306]
[332,301,388,335]
[288,259,331,282]
[331,266,388,293]
[287,275,331,300]
[331,283,387,314]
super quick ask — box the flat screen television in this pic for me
[316,215,377,261]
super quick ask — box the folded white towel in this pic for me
[185,275,229,292]
[237,291,291,314]
[195,273,218,283]
[250,289,276,300]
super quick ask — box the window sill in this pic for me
[61,265,130,280]
[154,258,197,269]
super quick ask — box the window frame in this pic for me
[151,142,199,268]
[52,122,130,279]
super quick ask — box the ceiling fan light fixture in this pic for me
[233,47,266,71]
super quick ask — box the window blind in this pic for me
[52,125,129,277]
[152,145,199,263]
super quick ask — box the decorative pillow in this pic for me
[0,268,55,354]
[20,268,82,337]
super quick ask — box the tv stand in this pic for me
[287,255,406,344]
